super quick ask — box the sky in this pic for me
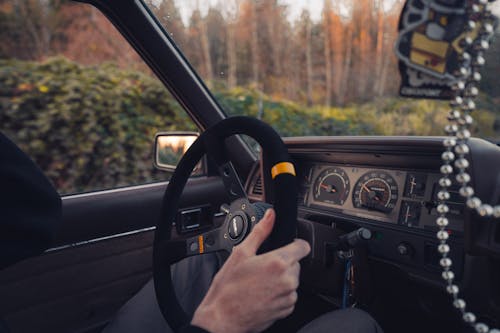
[171,0,500,26]
[172,0,396,25]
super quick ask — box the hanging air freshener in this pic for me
[395,0,498,99]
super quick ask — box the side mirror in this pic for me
[154,132,203,174]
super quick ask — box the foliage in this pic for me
[0,57,194,194]
[2,1,498,109]
[214,87,371,137]
[1,58,499,194]
[0,0,66,60]
[216,87,500,139]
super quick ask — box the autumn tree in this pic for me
[1,0,410,106]
[323,0,333,106]
[221,0,240,88]
[0,0,66,60]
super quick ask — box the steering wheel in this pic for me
[153,116,298,331]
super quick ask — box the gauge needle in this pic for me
[320,184,337,193]
[405,205,411,223]
[362,184,380,201]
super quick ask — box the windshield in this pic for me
[145,0,500,141]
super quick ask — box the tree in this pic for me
[0,0,66,60]
[154,0,187,47]
[322,0,333,106]
[198,7,214,86]
[221,0,240,88]
[250,0,260,86]
[298,10,314,105]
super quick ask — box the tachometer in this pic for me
[353,171,398,213]
[313,167,350,205]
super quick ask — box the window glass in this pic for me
[0,2,196,195]
[146,0,500,141]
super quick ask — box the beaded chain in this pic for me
[436,1,499,332]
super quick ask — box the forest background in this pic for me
[0,0,499,193]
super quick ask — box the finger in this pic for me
[267,238,311,264]
[239,208,275,254]
[276,305,295,319]
[268,291,298,313]
[287,261,300,279]
[276,264,300,296]
[277,291,298,310]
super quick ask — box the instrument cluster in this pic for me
[300,163,464,232]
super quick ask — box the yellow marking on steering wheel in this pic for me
[271,162,296,179]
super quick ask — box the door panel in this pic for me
[1,231,153,333]
[55,176,227,246]
[0,176,228,333]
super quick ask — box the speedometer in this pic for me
[313,167,350,205]
[353,171,398,213]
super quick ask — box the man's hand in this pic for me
[191,208,311,333]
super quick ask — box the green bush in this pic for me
[1,58,498,194]
[214,87,371,137]
[0,57,194,194]
[216,87,499,139]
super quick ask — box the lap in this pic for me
[297,308,383,333]
[103,253,221,333]
[104,253,382,333]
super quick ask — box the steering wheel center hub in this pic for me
[223,198,257,244]
[228,214,245,240]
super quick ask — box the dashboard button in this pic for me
[397,242,413,256]
[228,215,245,239]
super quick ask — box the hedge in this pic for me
[0,57,194,194]
[1,57,498,194]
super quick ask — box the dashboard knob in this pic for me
[397,242,413,256]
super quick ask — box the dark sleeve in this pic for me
[0,132,62,270]
[179,325,212,333]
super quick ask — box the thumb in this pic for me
[240,208,275,254]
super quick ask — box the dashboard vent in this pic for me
[252,174,263,196]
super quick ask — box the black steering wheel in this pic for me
[153,116,298,331]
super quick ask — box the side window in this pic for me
[0,2,196,195]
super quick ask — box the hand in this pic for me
[191,208,311,333]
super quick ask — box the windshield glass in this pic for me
[145,0,500,141]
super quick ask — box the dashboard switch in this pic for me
[397,242,413,256]
[336,228,372,250]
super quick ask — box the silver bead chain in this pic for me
[437,1,499,332]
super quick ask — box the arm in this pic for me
[0,133,61,270]
[191,209,310,333]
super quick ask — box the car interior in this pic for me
[0,0,499,333]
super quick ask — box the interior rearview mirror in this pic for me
[154,132,203,173]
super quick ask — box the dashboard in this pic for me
[299,164,464,233]
[246,136,500,289]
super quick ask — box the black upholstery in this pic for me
[153,116,297,331]
[0,318,9,333]
[0,132,62,270]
